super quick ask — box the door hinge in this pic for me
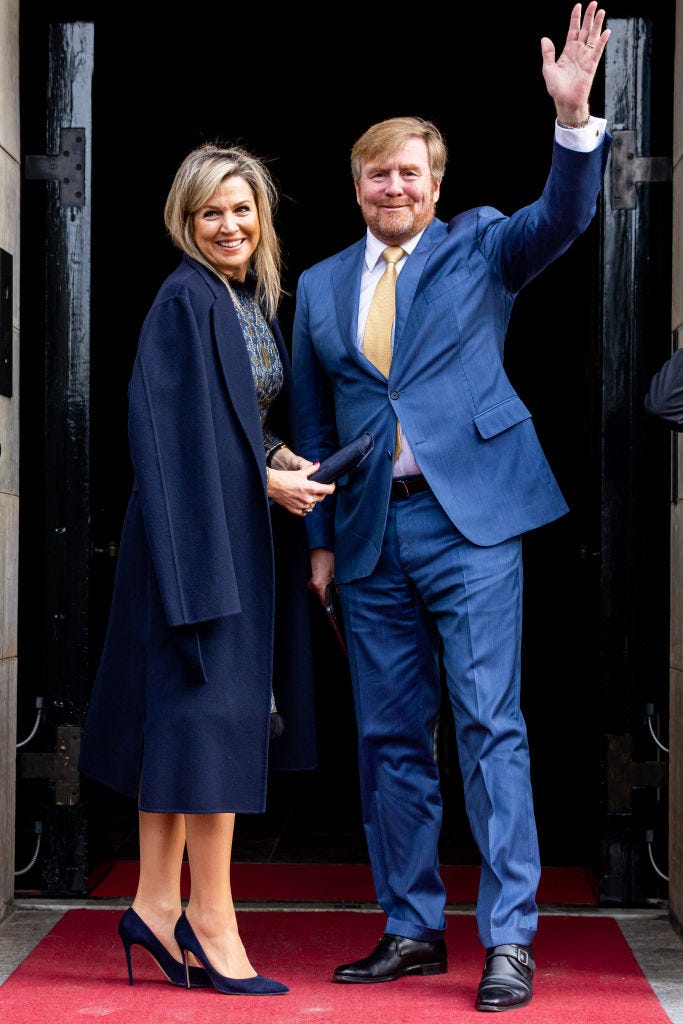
[606,733,667,813]
[25,127,85,207]
[18,725,81,806]
[610,131,672,210]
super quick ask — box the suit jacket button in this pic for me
[390,390,399,400]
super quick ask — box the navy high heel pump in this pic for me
[118,907,211,987]
[174,910,289,995]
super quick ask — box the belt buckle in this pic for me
[395,478,410,499]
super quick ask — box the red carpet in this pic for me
[0,909,669,1023]
[89,861,599,905]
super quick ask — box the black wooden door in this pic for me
[14,3,675,903]
[16,22,93,896]
[598,16,672,904]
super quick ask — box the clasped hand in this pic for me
[267,451,335,517]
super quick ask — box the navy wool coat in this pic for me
[79,256,317,812]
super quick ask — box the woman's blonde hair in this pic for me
[164,143,282,321]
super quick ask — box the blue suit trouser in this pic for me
[339,489,540,949]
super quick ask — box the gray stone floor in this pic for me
[1,899,682,1021]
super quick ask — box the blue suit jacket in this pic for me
[292,136,611,583]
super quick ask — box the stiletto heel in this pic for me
[118,907,211,987]
[174,910,289,995]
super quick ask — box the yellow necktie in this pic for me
[363,246,405,459]
[363,246,404,376]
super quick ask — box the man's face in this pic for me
[354,138,440,245]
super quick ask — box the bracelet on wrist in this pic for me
[265,441,287,466]
[266,466,271,486]
[556,115,591,130]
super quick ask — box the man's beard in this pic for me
[368,201,434,241]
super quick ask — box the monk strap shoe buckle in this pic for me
[515,947,530,967]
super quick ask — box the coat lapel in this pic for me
[185,257,266,469]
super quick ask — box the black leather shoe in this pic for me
[333,933,447,984]
[475,943,535,1012]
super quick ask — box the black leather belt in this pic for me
[390,474,431,500]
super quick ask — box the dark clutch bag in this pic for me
[309,432,374,484]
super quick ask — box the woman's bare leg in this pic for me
[132,810,186,959]
[184,812,254,978]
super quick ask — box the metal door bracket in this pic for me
[607,734,668,813]
[18,725,81,806]
[25,127,85,207]
[610,130,671,210]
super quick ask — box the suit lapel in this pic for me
[332,239,367,364]
[391,219,446,379]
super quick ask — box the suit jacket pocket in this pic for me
[424,265,471,302]
[473,395,532,440]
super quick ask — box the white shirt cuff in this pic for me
[554,115,607,153]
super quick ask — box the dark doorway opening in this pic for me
[16,1,674,894]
